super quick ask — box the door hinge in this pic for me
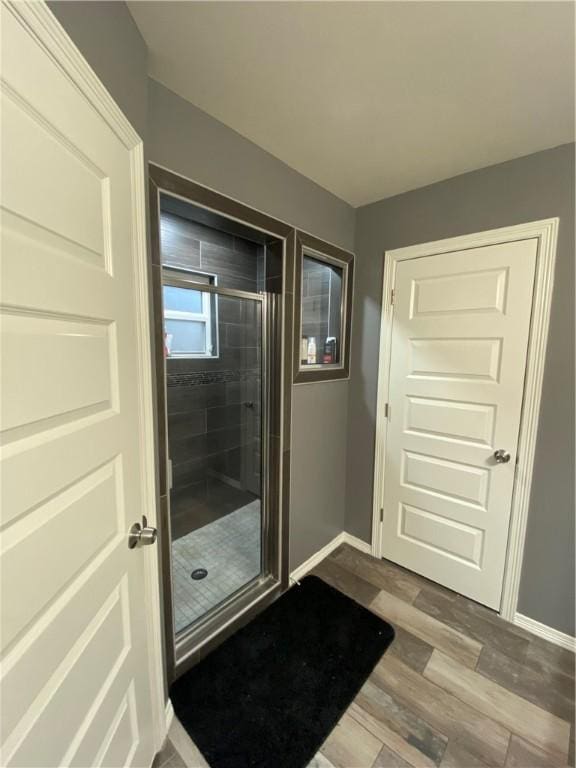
[384,402,390,419]
[380,508,384,523]
[390,289,395,306]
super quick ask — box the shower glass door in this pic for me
[164,277,265,636]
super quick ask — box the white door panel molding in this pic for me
[0,2,164,766]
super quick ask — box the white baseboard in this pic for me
[341,532,372,554]
[290,531,372,582]
[290,539,576,656]
[165,699,175,734]
[514,613,576,652]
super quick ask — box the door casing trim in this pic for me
[18,0,166,754]
[371,218,559,622]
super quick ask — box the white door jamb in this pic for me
[371,219,559,623]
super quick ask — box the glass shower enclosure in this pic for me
[150,184,287,678]
[164,275,265,635]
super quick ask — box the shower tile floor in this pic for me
[172,500,261,633]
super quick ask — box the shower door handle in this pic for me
[128,515,158,549]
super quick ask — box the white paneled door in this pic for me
[381,239,537,609]
[1,4,161,767]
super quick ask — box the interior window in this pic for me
[293,232,353,384]
[300,254,343,367]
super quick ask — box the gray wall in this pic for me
[147,80,355,251]
[292,381,349,566]
[48,1,148,140]
[46,2,574,632]
[348,144,575,635]
[147,80,354,570]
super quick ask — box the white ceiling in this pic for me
[129,2,575,207]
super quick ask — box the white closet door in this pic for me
[381,239,537,609]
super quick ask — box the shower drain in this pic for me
[191,568,208,581]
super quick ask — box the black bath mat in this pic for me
[170,575,395,768]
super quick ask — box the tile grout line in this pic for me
[423,650,570,759]
[377,654,512,764]
[329,549,573,737]
[502,731,513,768]
[446,664,573,756]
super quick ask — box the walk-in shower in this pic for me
[149,166,292,679]
[162,209,265,634]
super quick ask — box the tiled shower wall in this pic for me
[301,258,342,364]
[160,212,263,505]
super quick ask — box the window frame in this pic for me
[161,266,219,359]
[293,231,354,384]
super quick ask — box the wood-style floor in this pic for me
[154,544,575,768]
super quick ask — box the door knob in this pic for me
[494,449,511,464]
[128,515,157,549]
